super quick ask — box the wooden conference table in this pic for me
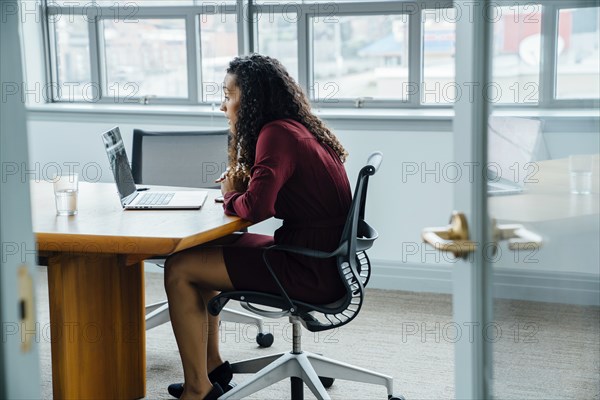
[31,181,251,399]
[489,156,599,223]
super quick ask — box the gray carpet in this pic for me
[36,268,599,399]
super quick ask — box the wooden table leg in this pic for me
[47,253,145,399]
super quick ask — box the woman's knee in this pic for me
[164,251,189,290]
[163,246,231,291]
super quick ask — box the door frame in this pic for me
[452,1,493,398]
[0,2,41,398]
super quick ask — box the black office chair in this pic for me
[208,152,404,400]
[133,128,274,347]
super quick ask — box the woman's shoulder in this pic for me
[261,119,310,139]
[256,119,302,154]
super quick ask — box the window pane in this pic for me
[313,15,409,101]
[422,8,456,104]
[556,8,600,99]
[103,19,188,100]
[256,13,299,81]
[53,16,91,101]
[256,0,398,3]
[90,0,236,6]
[200,14,238,104]
[492,5,542,104]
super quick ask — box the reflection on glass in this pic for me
[488,148,600,399]
[53,16,91,101]
[103,19,188,100]
[556,8,600,99]
[87,0,236,5]
[422,8,456,104]
[255,0,387,3]
[313,15,409,101]
[256,13,299,81]
[200,14,238,104]
[492,5,541,104]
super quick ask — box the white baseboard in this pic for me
[368,260,600,306]
[368,261,453,294]
[492,268,600,306]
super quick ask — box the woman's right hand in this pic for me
[215,168,229,184]
[219,175,236,195]
[217,168,249,194]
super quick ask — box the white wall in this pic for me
[25,110,600,304]
[25,112,454,266]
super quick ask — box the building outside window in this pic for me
[44,1,599,108]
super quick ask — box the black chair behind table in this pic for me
[208,152,404,400]
[133,128,274,348]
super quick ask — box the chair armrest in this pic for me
[209,244,343,318]
[264,244,342,259]
[208,291,291,317]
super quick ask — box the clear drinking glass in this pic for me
[53,174,79,215]
[569,155,593,195]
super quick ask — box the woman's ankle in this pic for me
[207,357,225,373]
[181,387,208,400]
[181,377,212,399]
[181,383,222,400]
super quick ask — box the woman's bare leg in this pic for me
[199,289,225,373]
[164,246,234,399]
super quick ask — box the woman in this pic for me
[165,54,351,400]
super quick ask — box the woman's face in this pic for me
[220,73,241,133]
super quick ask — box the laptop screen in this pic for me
[101,127,137,203]
[487,116,546,186]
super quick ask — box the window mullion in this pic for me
[186,14,200,104]
[45,17,60,102]
[297,10,311,95]
[88,14,102,102]
[540,3,558,108]
[238,0,253,54]
[408,9,423,107]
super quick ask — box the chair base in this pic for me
[145,301,170,330]
[221,351,394,400]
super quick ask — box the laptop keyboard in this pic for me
[137,192,175,206]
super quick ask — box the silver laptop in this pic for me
[101,127,207,209]
[487,116,547,196]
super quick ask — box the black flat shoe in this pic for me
[202,383,224,400]
[167,383,185,399]
[167,361,235,398]
[168,383,225,400]
[208,361,233,388]
[167,362,234,399]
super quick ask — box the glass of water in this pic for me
[569,155,593,195]
[53,174,79,216]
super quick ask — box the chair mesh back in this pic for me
[300,164,379,332]
[206,153,381,333]
[133,130,228,189]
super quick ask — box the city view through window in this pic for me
[50,3,599,105]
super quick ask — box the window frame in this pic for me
[42,0,599,110]
[541,0,600,107]
[45,3,244,105]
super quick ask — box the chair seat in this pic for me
[208,290,351,332]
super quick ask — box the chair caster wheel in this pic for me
[256,332,274,347]
[388,395,406,400]
[319,376,335,388]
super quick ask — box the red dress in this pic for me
[221,119,351,304]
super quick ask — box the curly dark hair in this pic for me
[225,54,348,187]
